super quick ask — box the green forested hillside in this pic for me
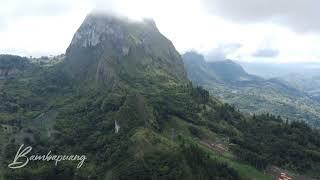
[2,65,319,179]
[0,14,320,180]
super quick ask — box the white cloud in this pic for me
[0,0,92,57]
[253,49,279,58]
[0,0,320,63]
[202,0,320,33]
[205,44,242,60]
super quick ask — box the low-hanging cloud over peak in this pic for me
[205,43,242,60]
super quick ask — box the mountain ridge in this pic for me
[183,51,320,127]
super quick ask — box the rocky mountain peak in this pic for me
[64,12,187,87]
[69,13,159,48]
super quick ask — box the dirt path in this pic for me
[199,140,229,155]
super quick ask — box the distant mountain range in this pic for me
[239,61,320,104]
[183,51,320,127]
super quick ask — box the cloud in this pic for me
[253,48,279,58]
[0,0,319,63]
[0,21,5,30]
[205,43,242,60]
[202,0,320,33]
[9,0,76,17]
[0,0,83,30]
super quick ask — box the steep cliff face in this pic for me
[64,13,187,87]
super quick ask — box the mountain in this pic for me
[1,13,320,180]
[183,51,320,127]
[183,51,261,84]
[64,13,186,89]
[207,59,253,82]
[0,14,242,180]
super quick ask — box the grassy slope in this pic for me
[161,116,272,180]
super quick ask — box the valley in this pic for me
[183,51,320,127]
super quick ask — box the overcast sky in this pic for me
[1,0,320,63]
